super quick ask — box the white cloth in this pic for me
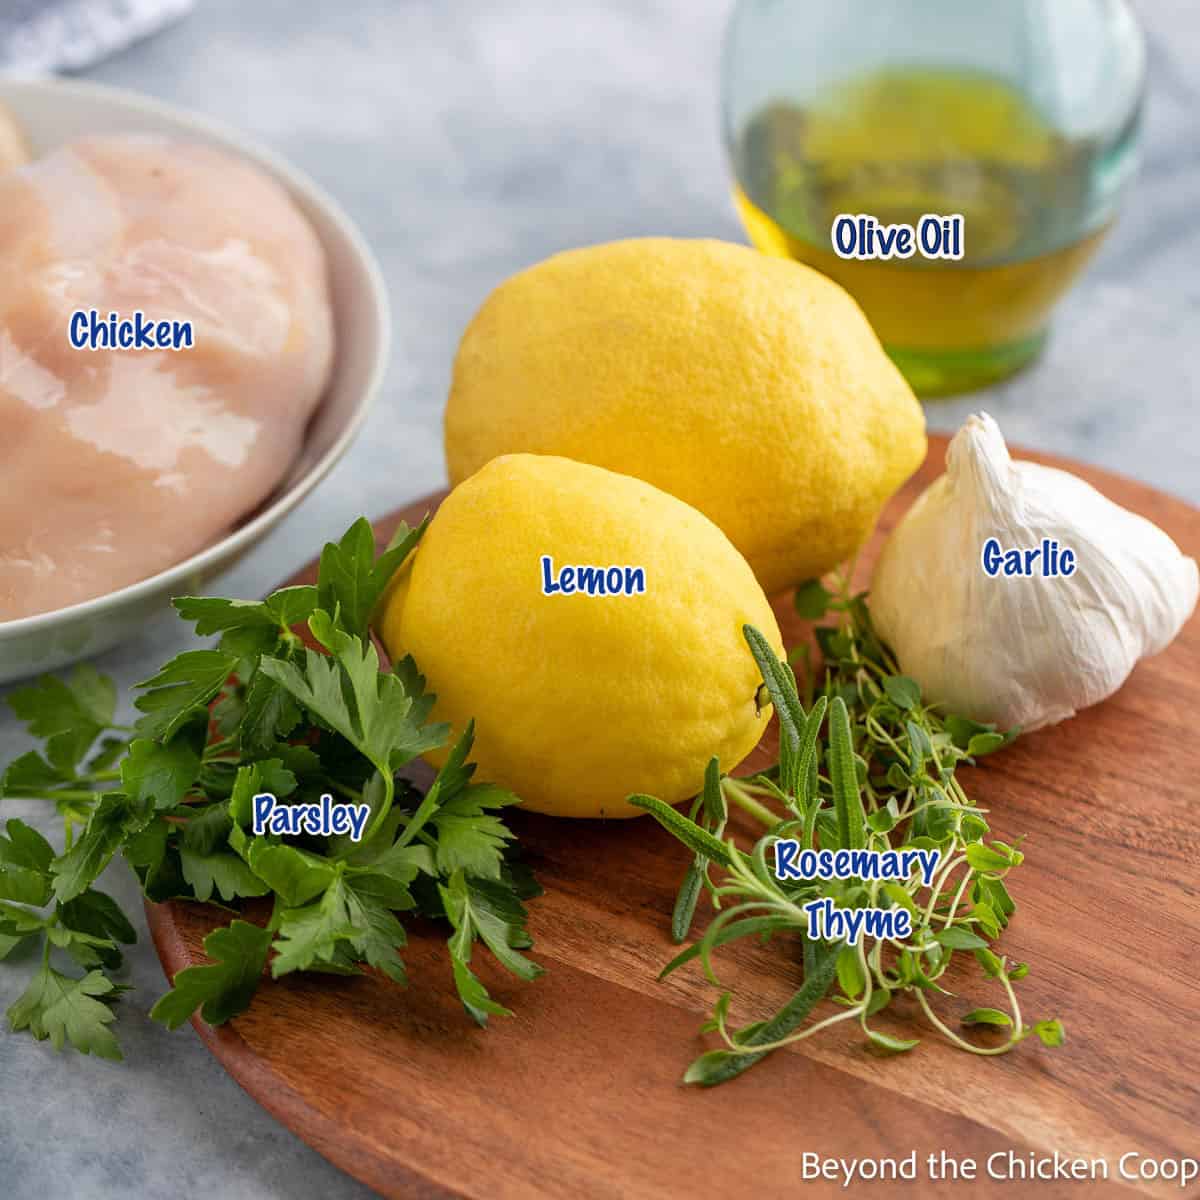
[0,0,193,74]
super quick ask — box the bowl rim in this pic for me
[0,75,390,642]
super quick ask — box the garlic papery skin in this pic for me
[870,413,1199,732]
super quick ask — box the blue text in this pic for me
[774,842,941,888]
[252,792,371,841]
[981,537,1076,578]
[69,309,194,351]
[803,898,913,945]
[541,555,646,596]
[832,213,964,261]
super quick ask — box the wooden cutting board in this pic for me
[146,436,1200,1200]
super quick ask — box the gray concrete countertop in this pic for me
[0,2,1196,1197]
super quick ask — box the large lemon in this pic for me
[377,454,782,818]
[445,238,926,596]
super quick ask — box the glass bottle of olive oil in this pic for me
[725,13,1144,396]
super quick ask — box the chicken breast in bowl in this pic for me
[0,135,334,621]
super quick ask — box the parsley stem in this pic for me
[17,788,107,802]
[326,778,363,802]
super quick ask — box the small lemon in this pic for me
[445,238,926,596]
[377,453,782,818]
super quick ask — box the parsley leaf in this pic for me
[270,875,360,976]
[174,586,319,658]
[7,965,122,1059]
[58,889,137,970]
[282,612,444,775]
[397,721,476,849]
[431,785,518,880]
[134,650,238,741]
[124,820,187,904]
[7,665,116,773]
[228,760,298,826]
[0,751,68,797]
[150,919,274,1030]
[259,615,445,842]
[51,794,145,903]
[179,849,271,904]
[1,818,54,874]
[0,928,29,962]
[316,516,426,639]
[440,871,541,1025]
[179,803,235,856]
[346,899,409,983]
[176,800,272,904]
[0,902,46,960]
[0,819,54,906]
[271,864,414,982]
[238,670,303,753]
[244,842,338,908]
[120,729,202,814]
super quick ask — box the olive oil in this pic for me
[732,68,1123,394]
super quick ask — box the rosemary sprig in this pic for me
[632,573,1064,1084]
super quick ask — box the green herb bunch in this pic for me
[0,518,541,1060]
[631,575,1063,1086]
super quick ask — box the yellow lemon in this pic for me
[445,238,926,596]
[377,453,782,818]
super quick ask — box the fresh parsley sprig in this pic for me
[0,517,541,1058]
[632,574,1063,1084]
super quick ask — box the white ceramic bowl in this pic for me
[0,77,389,685]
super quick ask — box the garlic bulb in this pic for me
[870,414,1198,731]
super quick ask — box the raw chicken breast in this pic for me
[0,135,334,620]
[0,104,29,172]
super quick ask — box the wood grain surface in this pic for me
[146,436,1200,1200]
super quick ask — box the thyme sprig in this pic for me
[632,574,1063,1085]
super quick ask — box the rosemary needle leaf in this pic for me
[659,915,794,980]
[828,697,866,851]
[743,624,806,795]
[670,861,704,945]
[627,795,735,868]
[701,757,724,826]
[682,941,841,1086]
[796,695,828,812]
